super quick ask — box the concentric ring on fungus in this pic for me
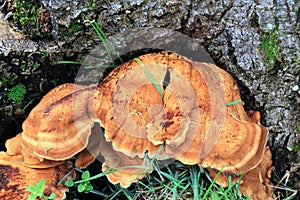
[21,83,96,160]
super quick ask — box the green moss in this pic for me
[291,145,299,153]
[63,21,83,36]
[85,0,97,9]
[1,72,16,83]
[8,84,27,103]
[259,27,281,68]
[13,0,51,39]
[20,64,27,70]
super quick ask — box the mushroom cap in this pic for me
[238,147,273,200]
[95,51,268,174]
[167,61,268,173]
[94,60,160,158]
[21,83,96,160]
[209,147,273,200]
[0,151,75,200]
[99,124,150,188]
[5,133,22,156]
[198,112,268,174]
[75,123,103,169]
[6,133,63,168]
[197,63,268,174]
[94,51,203,158]
[74,122,150,187]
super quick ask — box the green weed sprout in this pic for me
[59,17,122,69]
[27,178,56,200]
[65,171,93,193]
[8,83,26,103]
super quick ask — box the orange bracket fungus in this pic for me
[93,51,271,199]
[0,133,75,200]
[6,133,63,168]
[0,152,74,200]
[0,51,272,200]
[94,51,268,173]
[21,83,96,161]
[209,147,273,200]
[98,122,151,188]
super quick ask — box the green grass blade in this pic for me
[90,21,114,64]
[89,190,109,198]
[57,61,82,65]
[57,169,75,186]
[106,189,122,200]
[190,166,200,200]
[93,22,123,63]
[201,169,223,200]
[85,18,123,66]
[134,58,164,99]
[226,100,242,107]
[58,60,106,69]
[219,175,234,199]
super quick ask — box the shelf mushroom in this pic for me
[21,83,97,162]
[0,151,74,200]
[0,83,98,199]
[0,133,75,200]
[6,133,63,168]
[209,147,273,200]
[94,51,269,175]
[74,122,103,169]
[98,122,151,188]
[91,51,271,200]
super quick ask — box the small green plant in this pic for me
[20,64,27,71]
[133,162,248,200]
[1,72,16,83]
[85,16,123,66]
[8,83,26,103]
[84,0,98,10]
[59,17,123,70]
[65,171,93,193]
[63,21,83,36]
[27,178,56,200]
[259,26,281,68]
[297,126,300,132]
[13,0,51,39]
[291,145,299,153]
